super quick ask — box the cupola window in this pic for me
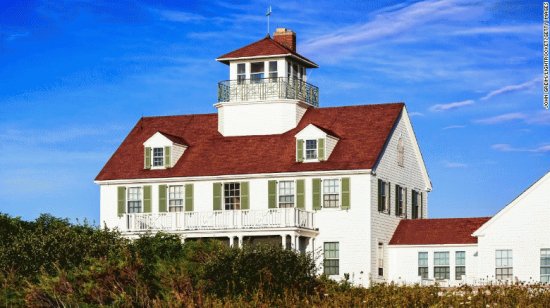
[237,63,246,84]
[269,61,278,81]
[251,62,264,82]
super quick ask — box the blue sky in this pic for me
[0,0,546,223]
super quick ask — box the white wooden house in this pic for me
[95,28,432,285]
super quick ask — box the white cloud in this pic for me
[444,161,468,168]
[481,77,541,100]
[429,100,474,112]
[443,125,466,130]
[491,143,550,153]
[452,24,539,36]
[408,112,424,117]
[149,8,206,23]
[475,111,550,125]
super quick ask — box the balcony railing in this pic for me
[217,77,319,107]
[118,208,316,233]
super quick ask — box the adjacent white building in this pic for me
[95,28,548,286]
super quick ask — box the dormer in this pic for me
[295,124,339,162]
[215,28,319,137]
[143,132,187,170]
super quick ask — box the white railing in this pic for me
[119,208,315,232]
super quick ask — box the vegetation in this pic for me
[1,213,550,307]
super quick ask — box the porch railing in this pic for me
[217,77,319,107]
[119,208,315,233]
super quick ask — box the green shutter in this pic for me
[144,147,151,169]
[158,185,167,212]
[117,186,126,217]
[377,179,383,212]
[164,146,171,168]
[388,182,391,215]
[312,178,321,210]
[268,180,277,209]
[341,177,350,210]
[143,185,152,213]
[395,184,400,216]
[297,139,304,162]
[296,179,305,209]
[213,183,222,211]
[404,188,408,218]
[318,138,325,161]
[185,184,194,212]
[240,182,249,210]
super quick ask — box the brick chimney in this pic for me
[273,28,296,52]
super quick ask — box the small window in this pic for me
[541,249,550,283]
[250,62,264,83]
[237,63,246,84]
[169,185,184,212]
[495,249,513,280]
[152,147,164,167]
[323,179,340,208]
[305,139,317,160]
[287,62,291,79]
[412,190,420,219]
[434,251,450,280]
[224,182,241,210]
[395,185,406,217]
[397,137,405,167]
[323,242,339,275]
[418,252,428,279]
[278,180,295,208]
[455,251,466,280]
[127,187,142,213]
[378,180,390,214]
[269,61,277,81]
[377,242,384,276]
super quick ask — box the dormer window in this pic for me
[152,147,164,167]
[305,140,318,160]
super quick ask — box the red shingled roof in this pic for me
[95,103,404,181]
[389,217,491,245]
[217,36,318,68]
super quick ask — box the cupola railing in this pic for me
[217,77,319,107]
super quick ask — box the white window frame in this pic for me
[152,147,164,168]
[455,251,466,280]
[237,63,246,84]
[379,180,390,214]
[495,249,513,281]
[322,178,340,208]
[305,139,318,160]
[395,185,406,217]
[418,251,429,279]
[223,182,241,210]
[168,185,184,212]
[127,187,143,213]
[323,242,339,276]
[541,249,550,283]
[434,251,450,280]
[377,242,384,277]
[278,180,295,208]
[250,61,264,83]
[268,61,278,81]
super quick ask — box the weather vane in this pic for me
[266,6,272,35]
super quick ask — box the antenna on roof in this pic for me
[266,6,272,35]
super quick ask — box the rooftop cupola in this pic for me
[215,28,319,136]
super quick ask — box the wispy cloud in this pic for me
[408,112,425,117]
[481,77,541,100]
[429,99,474,112]
[452,24,539,36]
[0,125,125,145]
[443,125,466,130]
[443,161,468,168]
[475,111,550,125]
[491,143,550,153]
[149,7,206,23]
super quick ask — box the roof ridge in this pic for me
[217,36,281,59]
[404,216,492,221]
[316,102,405,110]
[142,112,217,120]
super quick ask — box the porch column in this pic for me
[229,236,234,247]
[295,235,300,252]
[238,235,243,248]
[290,234,296,251]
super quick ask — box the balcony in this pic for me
[117,208,316,233]
[217,77,319,107]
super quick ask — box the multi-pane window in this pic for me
[378,180,390,213]
[305,139,317,159]
[397,137,405,167]
[412,190,420,219]
[541,249,550,283]
[323,179,340,208]
[269,61,277,81]
[224,182,241,210]
[395,185,406,217]
[278,181,295,208]
[237,63,246,84]
[434,252,450,280]
[323,242,339,275]
[168,185,184,212]
[418,252,429,279]
[250,62,264,82]
[495,249,513,280]
[152,147,164,167]
[127,187,142,213]
[378,242,384,276]
[455,251,466,280]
